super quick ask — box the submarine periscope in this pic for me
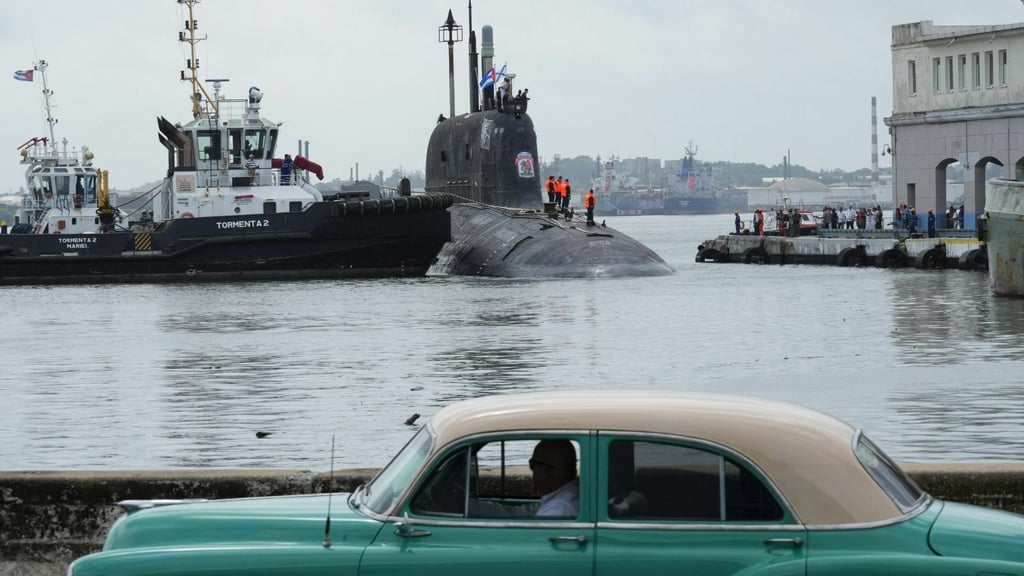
[424,12,674,278]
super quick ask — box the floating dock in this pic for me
[696,230,987,270]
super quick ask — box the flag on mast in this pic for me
[479,63,507,89]
[13,69,34,82]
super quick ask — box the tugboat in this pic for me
[0,2,452,285]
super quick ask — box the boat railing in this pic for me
[22,142,80,165]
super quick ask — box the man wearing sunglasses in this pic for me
[528,440,579,518]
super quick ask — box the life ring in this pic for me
[739,220,746,230]
[180,211,195,218]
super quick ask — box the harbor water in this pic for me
[2,214,1023,471]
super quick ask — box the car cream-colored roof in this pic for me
[429,390,906,526]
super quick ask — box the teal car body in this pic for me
[69,391,1024,576]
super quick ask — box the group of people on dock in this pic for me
[735,208,805,237]
[820,206,885,230]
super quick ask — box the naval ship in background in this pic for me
[424,9,672,278]
[594,144,746,217]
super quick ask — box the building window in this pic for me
[958,54,967,91]
[933,57,942,93]
[945,56,954,92]
[973,52,981,89]
[1000,49,1008,86]
[986,51,994,87]
[908,60,917,95]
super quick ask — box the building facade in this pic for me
[885,20,1024,228]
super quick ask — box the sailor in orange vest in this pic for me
[561,178,571,212]
[545,176,556,204]
[584,189,596,225]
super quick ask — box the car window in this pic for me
[855,433,923,511]
[410,438,581,520]
[363,427,433,515]
[606,439,784,522]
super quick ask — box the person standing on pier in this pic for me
[734,211,742,234]
[907,208,919,235]
[927,208,937,238]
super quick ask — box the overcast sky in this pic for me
[3,0,1024,192]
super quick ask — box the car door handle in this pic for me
[763,537,803,547]
[549,535,588,545]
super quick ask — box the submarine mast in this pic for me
[468,1,480,113]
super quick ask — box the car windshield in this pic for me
[362,427,433,515]
[855,432,924,511]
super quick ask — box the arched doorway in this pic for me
[970,156,1004,228]
[933,158,958,215]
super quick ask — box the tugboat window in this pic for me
[263,201,277,214]
[289,201,302,212]
[245,130,266,159]
[267,129,278,159]
[197,131,221,161]
[229,130,242,165]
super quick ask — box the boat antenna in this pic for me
[35,60,58,148]
[323,434,335,548]
[177,0,218,119]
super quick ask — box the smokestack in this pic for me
[871,96,879,184]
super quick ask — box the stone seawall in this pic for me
[2,464,1023,576]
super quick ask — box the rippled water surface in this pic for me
[3,214,1024,470]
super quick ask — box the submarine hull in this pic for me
[425,106,672,277]
[428,203,674,278]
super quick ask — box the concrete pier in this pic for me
[697,230,987,270]
[3,465,1024,576]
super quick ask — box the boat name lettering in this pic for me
[216,219,271,230]
[58,237,97,249]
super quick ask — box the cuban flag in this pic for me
[13,69,34,82]
[479,63,507,89]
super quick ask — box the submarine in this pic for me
[424,12,673,278]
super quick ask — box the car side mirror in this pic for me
[393,512,432,538]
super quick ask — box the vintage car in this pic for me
[70,391,1024,576]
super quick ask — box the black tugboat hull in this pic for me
[0,196,453,285]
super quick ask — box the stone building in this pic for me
[885,20,1024,228]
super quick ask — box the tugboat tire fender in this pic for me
[696,247,722,263]
[915,247,945,270]
[180,212,195,218]
[742,247,768,265]
[875,249,906,268]
[958,248,988,271]
[837,246,867,267]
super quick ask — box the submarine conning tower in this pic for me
[424,104,541,210]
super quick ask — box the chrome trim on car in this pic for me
[388,515,595,530]
[117,499,208,512]
[598,521,806,531]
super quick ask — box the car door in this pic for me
[359,433,596,576]
[595,434,807,576]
